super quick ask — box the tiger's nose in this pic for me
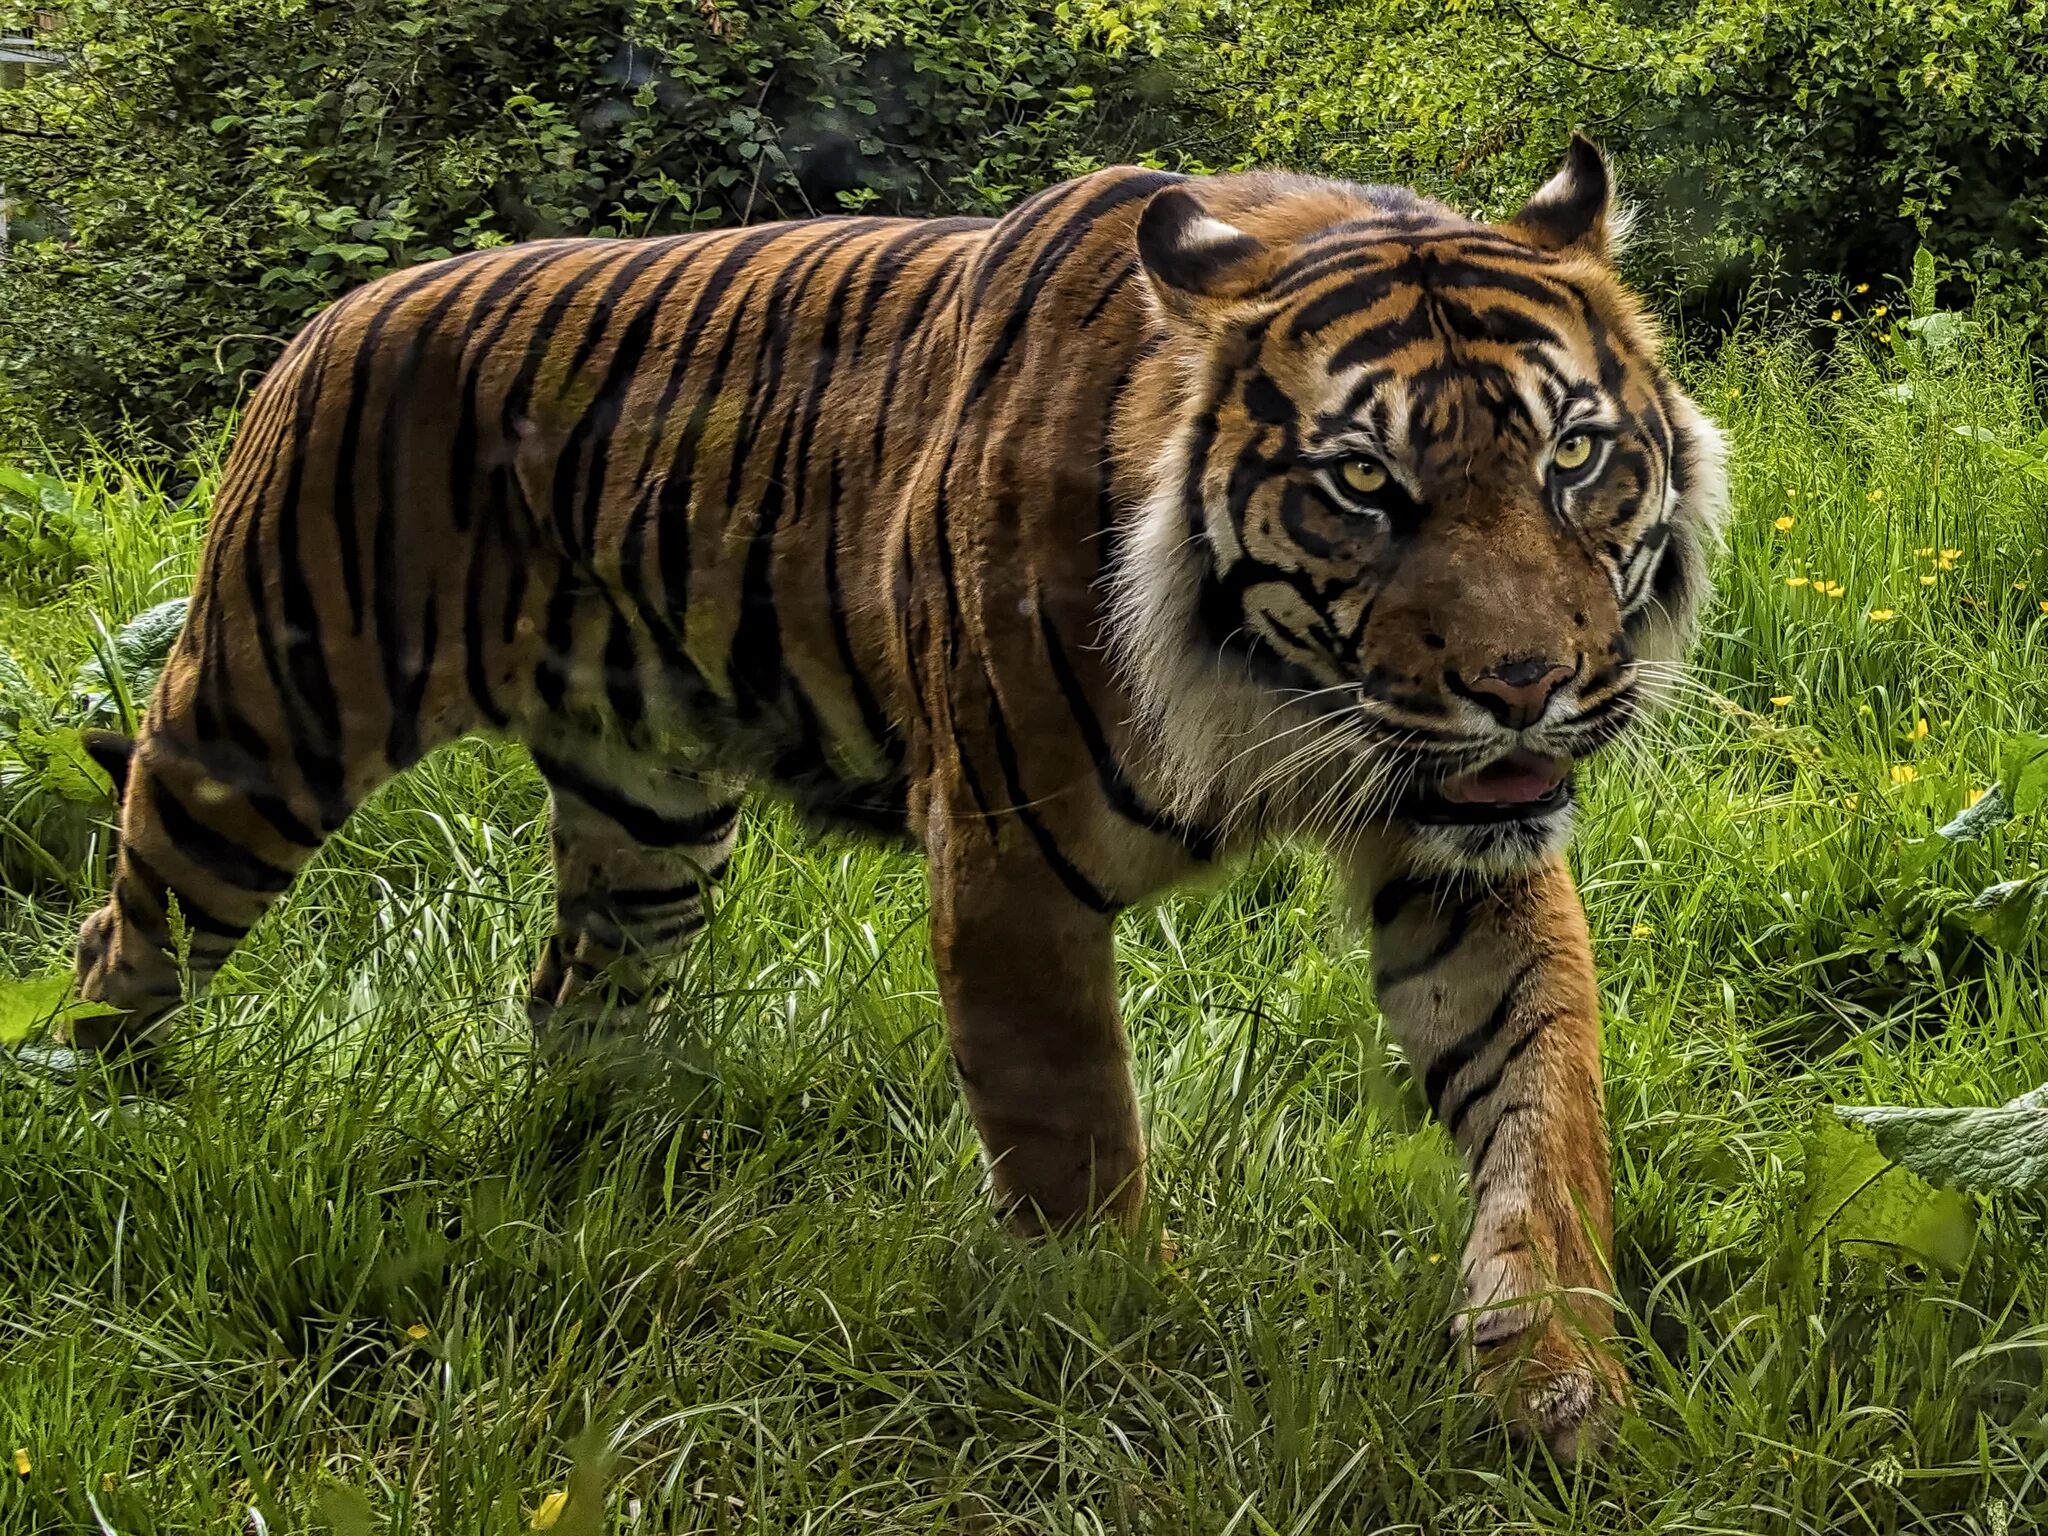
[1453,657,1575,730]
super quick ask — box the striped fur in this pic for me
[71,137,1724,1458]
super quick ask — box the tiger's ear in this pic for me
[1509,134,1617,258]
[82,728,135,802]
[1137,185,1272,323]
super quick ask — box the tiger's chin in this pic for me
[1394,763,1579,877]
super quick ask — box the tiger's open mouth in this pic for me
[1403,750,1575,825]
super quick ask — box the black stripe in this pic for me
[1443,1016,1546,1142]
[728,410,799,716]
[871,251,966,465]
[533,578,578,713]
[161,732,321,851]
[602,609,645,730]
[150,781,295,895]
[609,881,710,910]
[1370,871,1465,929]
[822,450,901,764]
[1375,901,1472,988]
[848,220,976,363]
[962,171,1178,413]
[1421,958,1537,1118]
[448,246,570,534]
[634,288,753,642]
[462,508,514,728]
[980,663,1118,914]
[374,261,503,766]
[1284,268,1404,339]
[554,240,700,556]
[534,753,738,848]
[122,851,253,942]
[1036,606,1214,858]
[266,336,352,831]
[1078,257,1137,328]
[1469,1102,1530,1206]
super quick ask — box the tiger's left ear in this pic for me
[1137,185,1274,324]
[1509,134,1618,258]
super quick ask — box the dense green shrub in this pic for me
[0,0,1173,450]
[1183,0,2048,324]
[5,0,2045,453]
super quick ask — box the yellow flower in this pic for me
[2015,579,2030,591]
[1786,575,1810,588]
[1922,574,1939,586]
[532,1491,570,1531]
[1909,717,1930,740]
[1874,303,1889,317]
[1867,488,1886,503]
[1726,387,1742,400]
[405,1323,430,1341]
[2038,599,2048,614]
[1940,548,1962,560]
[1881,332,1894,344]
[1774,515,1796,531]
[1426,1251,1444,1264]
[1830,308,1843,321]
[1937,556,1956,570]
[1868,608,1896,622]
[1771,694,1794,707]
[1855,282,1871,294]
[1915,546,1935,557]
[1842,793,1862,811]
[1966,787,1990,808]
[1630,922,1656,938]
[10,1450,26,1479]
[1822,581,1847,597]
[1891,764,1919,785]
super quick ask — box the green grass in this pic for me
[4,316,2048,1533]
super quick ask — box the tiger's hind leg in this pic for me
[69,698,382,1059]
[523,735,741,1057]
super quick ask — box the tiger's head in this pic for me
[1110,138,1727,874]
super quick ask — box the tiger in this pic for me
[65,135,1726,1458]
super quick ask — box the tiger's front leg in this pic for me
[924,795,1145,1236]
[1361,847,1626,1459]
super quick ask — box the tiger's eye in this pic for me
[1338,458,1389,496]
[1553,433,1594,471]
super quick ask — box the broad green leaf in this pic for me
[1998,733,2048,816]
[0,975,117,1045]
[14,724,110,804]
[1799,1112,1973,1272]
[1935,783,2011,842]
[316,1485,375,1536]
[1838,1085,2048,1194]
[69,597,188,716]
[1967,874,2046,951]
[1903,782,2010,875]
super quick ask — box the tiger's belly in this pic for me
[508,563,915,843]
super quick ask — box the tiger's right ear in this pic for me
[82,728,135,803]
[1137,186,1272,324]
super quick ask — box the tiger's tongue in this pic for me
[1440,751,1570,806]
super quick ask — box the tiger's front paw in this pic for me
[1456,1241,1628,1461]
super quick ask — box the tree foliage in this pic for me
[2,0,2045,451]
[1182,0,2048,322]
[0,0,1174,448]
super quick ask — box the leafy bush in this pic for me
[1181,0,2048,327]
[0,0,1172,449]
